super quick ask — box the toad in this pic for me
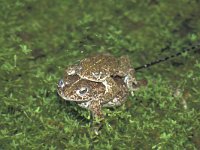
[57,74,129,119]
[65,54,138,99]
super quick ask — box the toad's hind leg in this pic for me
[124,69,138,91]
[103,94,128,107]
[118,55,138,91]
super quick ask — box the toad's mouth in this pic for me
[57,88,68,100]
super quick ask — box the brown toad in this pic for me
[57,74,129,119]
[65,54,138,99]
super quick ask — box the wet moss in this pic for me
[1,0,200,149]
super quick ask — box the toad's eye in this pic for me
[58,79,65,88]
[76,87,89,96]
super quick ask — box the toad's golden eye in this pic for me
[76,87,89,96]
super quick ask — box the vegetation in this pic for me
[1,0,200,149]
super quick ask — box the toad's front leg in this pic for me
[102,76,120,99]
[88,100,104,135]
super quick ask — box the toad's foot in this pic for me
[65,64,82,75]
[130,78,148,96]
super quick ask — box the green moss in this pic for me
[1,0,200,149]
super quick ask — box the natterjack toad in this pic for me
[65,54,138,99]
[57,74,129,119]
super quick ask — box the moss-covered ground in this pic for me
[1,0,200,149]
